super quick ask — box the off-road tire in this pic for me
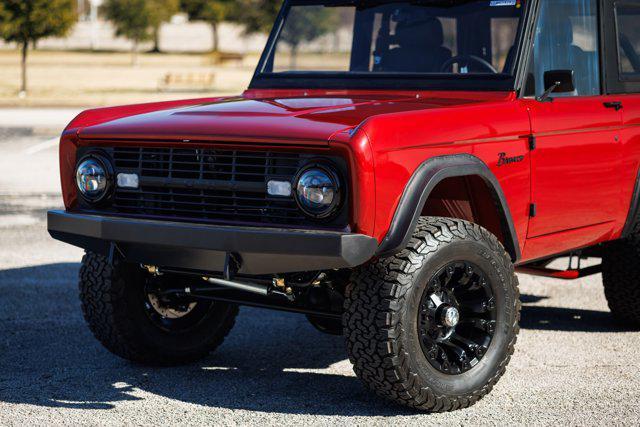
[344,217,520,412]
[79,251,239,365]
[602,237,640,327]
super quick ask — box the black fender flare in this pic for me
[621,167,640,238]
[375,154,521,262]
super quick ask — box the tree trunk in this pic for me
[290,44,299,70]
[132,39,139,66]
[211,21,219,53]
[151,26,161,53]
[20,41,28,95]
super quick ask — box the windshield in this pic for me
[254,0,528,90]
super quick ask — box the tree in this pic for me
[230,0,281,35]
[103,0,156,65]
[0,0,76,95]
[180,0,235,52]
[233,2,337,69]
[149,0,180,53]
[278,6,339,69]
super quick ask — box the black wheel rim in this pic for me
[417,261,497,375]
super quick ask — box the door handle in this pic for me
[604,101,623,111]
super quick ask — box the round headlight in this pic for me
[76,156,110,202]
[295,165,341,219]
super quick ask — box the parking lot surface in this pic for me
[0,125,639,425]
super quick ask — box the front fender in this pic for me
[375,154,520,262]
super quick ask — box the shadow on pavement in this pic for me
[0,263,409,415]
[520,302,626,332]
[0,263,632,415]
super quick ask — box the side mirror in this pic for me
[538,70,576,102]
[544,69,575,93]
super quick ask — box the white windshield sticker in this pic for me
[490,0,517,6]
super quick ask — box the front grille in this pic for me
[109,146,311,226]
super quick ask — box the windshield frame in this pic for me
[250,0,536,92]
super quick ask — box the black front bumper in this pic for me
[47,210,378,274]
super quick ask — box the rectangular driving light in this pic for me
[267,180,292,197]
[117,173,139,189]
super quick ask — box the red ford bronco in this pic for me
[48,0,640,412]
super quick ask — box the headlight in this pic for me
[295,165,341,219]
[76,156,111,202]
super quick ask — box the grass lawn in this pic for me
[0,50,259,108]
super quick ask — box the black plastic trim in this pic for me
[513,0,540,96]
[375,154,521,262]
[250,74,518,92]
[47,210,378,275]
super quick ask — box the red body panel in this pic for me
[60,88,640,265]
[521,96,625,260]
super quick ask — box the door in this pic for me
[601,0,640,233]
[523,0,623,238]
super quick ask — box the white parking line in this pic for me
[23,138,60,155]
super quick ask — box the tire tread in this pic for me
[343,217,520,412]
[79,252,238,365]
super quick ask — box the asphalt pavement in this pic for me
[0,111,639,425]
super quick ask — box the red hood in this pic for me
[76,91,514,145]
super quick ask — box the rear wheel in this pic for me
[602,237,640,327]
[79,252,238,365]
[344,217,520,411]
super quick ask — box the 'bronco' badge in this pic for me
[497,152,525,167]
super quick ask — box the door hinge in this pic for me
[529,203,537,218]
[528,135,536,150]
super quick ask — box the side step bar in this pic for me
[516,265,601,280]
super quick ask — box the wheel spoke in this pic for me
[417,260,496,375]
[458,264,475,288]
[451,332,479,350]
[441,266,455,289]
[459,298,493,315]
[442,340,470,367]
[459,317,496,334]
[430,293,444,307]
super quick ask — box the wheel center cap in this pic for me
[442,306,460,328]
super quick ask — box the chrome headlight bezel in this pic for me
[294,163,342,220]
[75,154,113,203]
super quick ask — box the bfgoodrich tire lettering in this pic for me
[79,251,238,365]
[344,217,520,411]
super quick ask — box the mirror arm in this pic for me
[536,81,560,103]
